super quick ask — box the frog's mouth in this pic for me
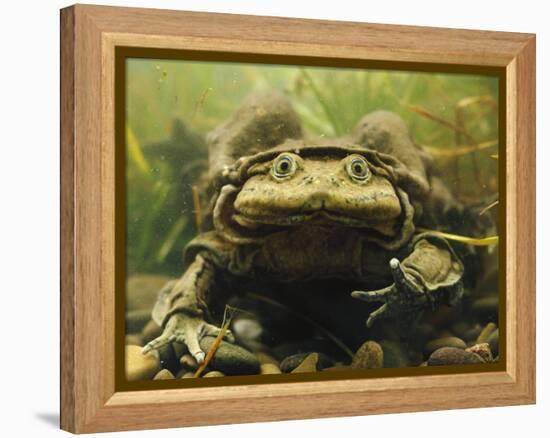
[232,209,397,236]
[213,184,416,250]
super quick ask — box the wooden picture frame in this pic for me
[60,4,536,433]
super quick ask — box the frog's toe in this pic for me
[366,303,390,328]
[351,286,392,303]
[202,323,235,343]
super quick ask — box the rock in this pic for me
[126,309,154,334]
[351,341,383,369]
[488,329,499,356]
[380,340,410,368]
[199,336,260,375]
[291,353,318,373]
[280,352,334,373]
[141,319,162,345]
[154,369,175,380]
[203,371,225,378]
[260,363,282,374]
[466,343,493,363]
[256,352,279,366]
[419,361,428,367]
[125,345,161,381]
[126,274,173,312]
[125,334,143,346]
[179,354,198,370]
[424,336,467,356]
[428,347,485,366]
[472,296,499,319]
[180,371,195,379]
[477,322,497,344]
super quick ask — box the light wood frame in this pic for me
[60,4,536,433]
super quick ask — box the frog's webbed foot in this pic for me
[142,313,234,363]
[352,258,430,328]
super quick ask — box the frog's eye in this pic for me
[272,153,298,179]
[346,155,371,182]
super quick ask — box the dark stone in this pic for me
[428,347,485,366]
[199,336,260,375]
[280,352,335,373]
[424,336,467,356]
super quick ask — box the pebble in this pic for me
[180,371,195,379]
[256,352,279,366]
[125,345,161,381]
[199,336,260,375]
[203,371,225,378]
[380,340,410,368]
[179,354,199,370]
[141,319,162,345]
[424,336,467,356]
[291,353,318,373]
[477,322,497,344]
[488,329,499,356]
[125,334,143,346]
[428,347,485,366]
[466,343,493,363]
[280,352,333,373]
[260,363,282,374]
[154,369,175,380]
[351,341,383,369]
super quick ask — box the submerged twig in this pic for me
[191,87,213,121]
[194,307,233,378]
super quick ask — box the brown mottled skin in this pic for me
[143,92,464,363]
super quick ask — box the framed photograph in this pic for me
[60,4,536,433]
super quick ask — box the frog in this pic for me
[142,91,465,364]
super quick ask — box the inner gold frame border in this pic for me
[61,4,536,433]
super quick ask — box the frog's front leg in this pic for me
[352,236,464,328]
[142,254,234,363]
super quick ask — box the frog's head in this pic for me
[214,142,417,249]
[234,151,402,236]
